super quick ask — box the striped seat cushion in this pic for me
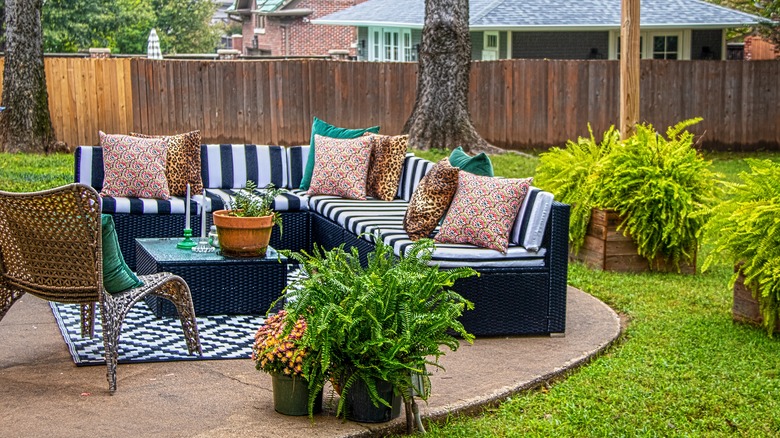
[286,146,310,190]
[308,196,546,269]
[202,144,289,190]
[202,188,308,213]
[396,155,435,201]
[100,195,191,215]
[510,187,555,251]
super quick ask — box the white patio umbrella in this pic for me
[147,29,163,59]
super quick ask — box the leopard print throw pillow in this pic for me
[130,130,203,196]
[366,134,408,201]
[403,157,460,241]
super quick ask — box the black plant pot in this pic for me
[344,378,402,423]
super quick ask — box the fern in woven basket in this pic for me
[703,159,780,334]
[275,235,476,418]
[535,124,620,253]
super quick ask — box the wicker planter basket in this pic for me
[570,209,696,274]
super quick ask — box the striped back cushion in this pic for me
[396,155,434,201]
[201,144,288,190]
[509,187,555,251]
[286,145,309,190]
[74,146,105,190]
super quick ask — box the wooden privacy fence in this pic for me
[0,57,778,150]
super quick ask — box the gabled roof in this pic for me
[314,0,765,30]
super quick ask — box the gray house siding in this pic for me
[471,31,484,60]
[691,29,723,59]
[511,31,610,59]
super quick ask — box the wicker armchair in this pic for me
[0,184,201,393]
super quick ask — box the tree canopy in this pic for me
[0,0,224,54]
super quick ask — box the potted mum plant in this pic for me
[536,118,720,272]
[703,159,780,335]
[277,236,476,426]
[251,310,323,416]
[212,180,282,257]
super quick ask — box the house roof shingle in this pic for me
[314,0,765,30]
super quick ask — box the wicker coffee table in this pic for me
[135,238,288,317]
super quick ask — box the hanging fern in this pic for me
[276,235,476,417]
[703,159,780,335]
[595,118,721,269]
[535,124,620,253]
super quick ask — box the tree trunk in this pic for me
[0,0,56,153]
[402,0,500,154]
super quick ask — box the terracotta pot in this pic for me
[212,210,274,257]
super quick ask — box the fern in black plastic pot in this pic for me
[703,159,780,334]
[595,118,721,269]
[535,124,620,253]
[275,236,476,418]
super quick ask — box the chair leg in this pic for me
[152,277,202,356]
[99,298,124,394]
[80,302,96,338]
[0,285,25,323]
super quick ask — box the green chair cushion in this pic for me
[299,117,379,190]
[101,214,143,294]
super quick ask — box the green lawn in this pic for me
[2,149,779,436]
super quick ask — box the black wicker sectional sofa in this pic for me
[74,144,570,337]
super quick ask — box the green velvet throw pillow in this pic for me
[299,117,380,190]
[101,214,143,294]
[449,146,494,177]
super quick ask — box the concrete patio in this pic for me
[0,285,620,437]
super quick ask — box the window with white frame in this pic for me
[611,31,687,60]
[483,31,499,60]
[367,27,413,61]
[650,33,680,59]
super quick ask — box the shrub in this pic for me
[703,159,780,334]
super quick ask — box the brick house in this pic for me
[227,0,367,57]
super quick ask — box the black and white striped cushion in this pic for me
[509,188,555,251]
[286,146,309,190]
[74,146,105,190]
[308,196,409,235]
[396,155,434,201]
[201,188,308,213]
[100,196,191,215]
[201,144,288,190]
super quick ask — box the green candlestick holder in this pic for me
[177,228,197,249]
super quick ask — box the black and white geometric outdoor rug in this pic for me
[51,302,265,366]
[51,269,306,366]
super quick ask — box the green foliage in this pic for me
[536,119,720,269]
[226,180,283,230]
[36,0,222,54]
[278,237,476,417]
[152,0,222,54]
[703,159,780,334]
[534,125,620,253]
[596,118,722,268]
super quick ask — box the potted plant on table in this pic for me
[703,159,780,335]
[277,236,476,429]
[251,310,323,416]
[212,180,282,257]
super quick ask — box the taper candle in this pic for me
[201,189,207,238]
[185,183,191,229]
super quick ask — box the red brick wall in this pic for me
[744,36,779,60]
[241,0,367,56]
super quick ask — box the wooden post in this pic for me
[620,0,640,139]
